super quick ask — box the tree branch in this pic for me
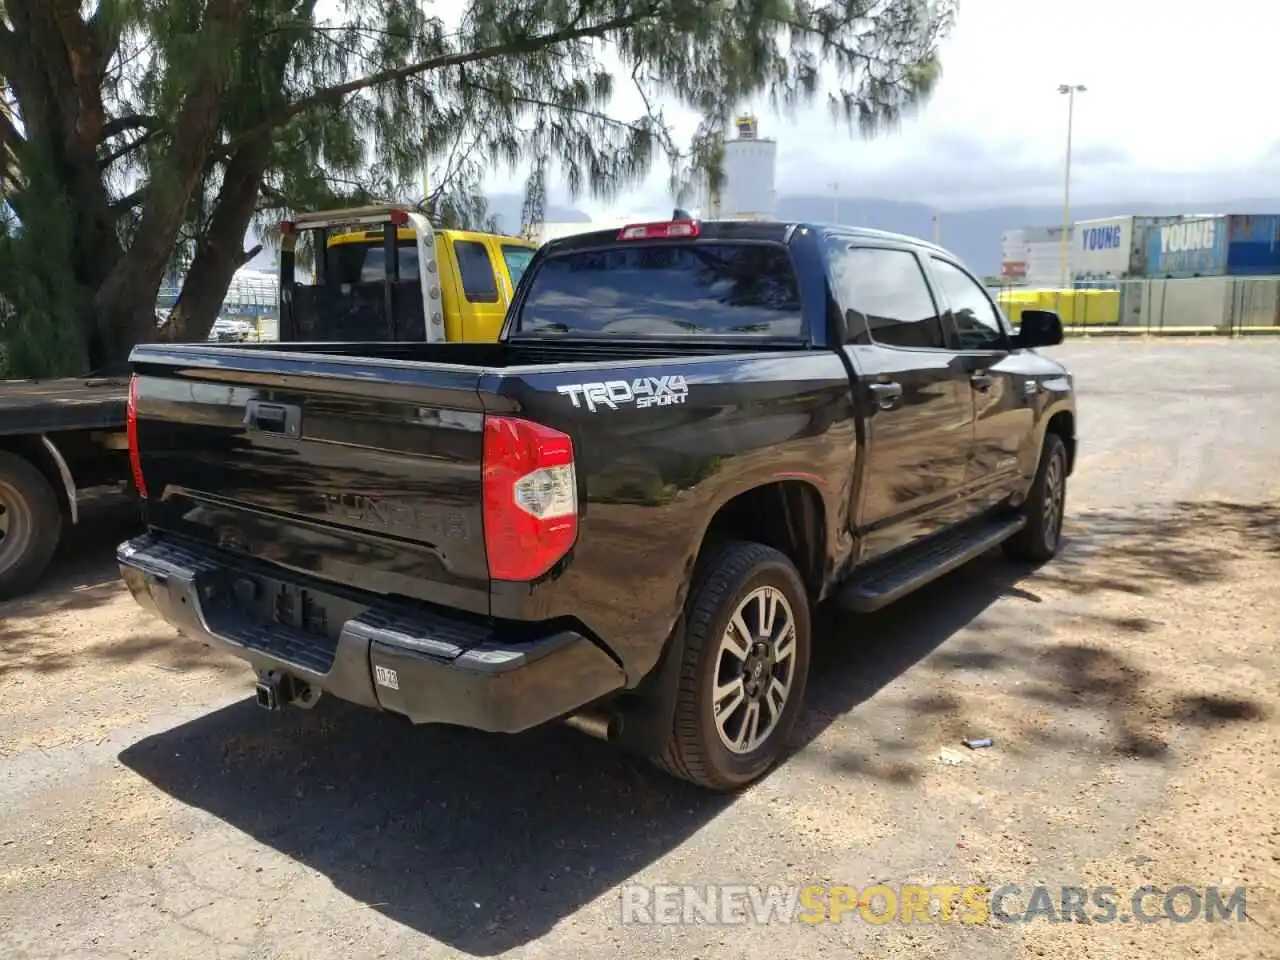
[100,114,164,141]
[224,6,663,150]
[89,0,128,68]
[109,185,147,216]
[0,101,27,152]
[99,129,160,168]
[0,18,15,77]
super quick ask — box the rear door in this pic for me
[827,243,977,562]
[924,255,1034,510]
[447,234,507,341]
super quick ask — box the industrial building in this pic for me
[702,114,779,220]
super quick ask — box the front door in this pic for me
[829,243,977,563]
[925,255,1035,512]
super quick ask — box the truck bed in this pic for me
[0,377,129,436]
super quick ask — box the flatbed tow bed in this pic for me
[0,376,135,598]
[0,377,129,435]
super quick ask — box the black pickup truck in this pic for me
[118,215,1076,791]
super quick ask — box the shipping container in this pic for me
[1073,215,1185,280]
[999,224,1077,286]
[1224,213,1280,276]
[1073,216,1132,279]
[1000,228,1026,260]
[1128,216,1185,278]
[1145,216,1228,278]
[1022,236,1069,287]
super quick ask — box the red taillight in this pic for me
[482,417,577,581]
[388,208,410,226]
[126,375,147,499]
[617,220,700,241]
[279,220,296,236]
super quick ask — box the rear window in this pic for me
[326,240,419,284]
[515,243,803,337]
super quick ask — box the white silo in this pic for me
[708,114,778,220]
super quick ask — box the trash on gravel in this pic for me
[938,747,968,765]
[963,738,994,749]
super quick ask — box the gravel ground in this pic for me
[1,340,1278,960]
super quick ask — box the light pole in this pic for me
[1058,83,1086,287]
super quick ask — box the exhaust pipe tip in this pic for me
[563,710,623,742]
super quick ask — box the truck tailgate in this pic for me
[129,344,492,615]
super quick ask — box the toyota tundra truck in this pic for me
[118,212,1076,791]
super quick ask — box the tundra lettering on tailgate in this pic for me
[557,376,689,413]
[320,492,470,539]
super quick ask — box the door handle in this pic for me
[970,373,993,392]
[868,381,903,410]
[244,400,302,437]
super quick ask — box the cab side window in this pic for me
[929,257,1007,350]
[828,246,946,349]
[453,240,499,303]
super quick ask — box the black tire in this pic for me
[650,541,812,792]
[1003,433,1068,563]
[0,450,63,601]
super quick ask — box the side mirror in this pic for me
[1013,309,1064,349]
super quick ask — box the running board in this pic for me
[838,515,1026,613]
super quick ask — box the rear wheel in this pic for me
[0,450,63,601]
[650,541,811,791]
[1004,433,1068,563]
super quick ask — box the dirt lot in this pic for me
[1,340,1278,960]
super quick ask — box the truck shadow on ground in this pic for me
[116,499,1273,955]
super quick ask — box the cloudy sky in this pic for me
[482,0,1280,216]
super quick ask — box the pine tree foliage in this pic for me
[0,0,955,376]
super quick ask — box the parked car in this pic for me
[207,317,254,342]
[118,216,1076,791]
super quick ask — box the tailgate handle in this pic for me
[244,400,301,437]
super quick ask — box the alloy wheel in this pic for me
[712,585,798,754]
